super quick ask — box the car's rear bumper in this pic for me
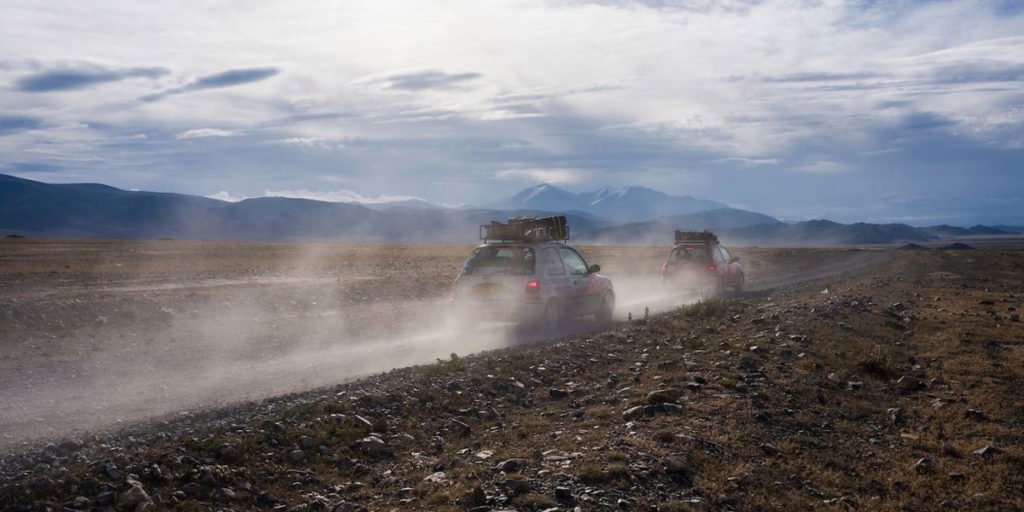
[662,272,721,290]
[450,299,546,323]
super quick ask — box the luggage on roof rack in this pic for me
[481,216,569,242]
[675,230,719,245]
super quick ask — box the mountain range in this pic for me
[0,174,1018,245]
[489,184,727,222]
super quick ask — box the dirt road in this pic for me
[0,240,887,448]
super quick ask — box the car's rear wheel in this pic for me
[734,272,745,293]
[595,292,615,325]
[542,299,563,333]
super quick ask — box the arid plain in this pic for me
[1,240,1021,510]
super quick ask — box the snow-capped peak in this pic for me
[522,184,551,203]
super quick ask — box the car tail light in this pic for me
[660,263,669,279]
[525,280,541,300]
[707,265,717,272]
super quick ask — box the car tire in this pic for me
[542,299,563,333]
[734,272,745,293]
[595,292,615,325]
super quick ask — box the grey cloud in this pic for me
[760,71,883,83]
[2,162,61,173]
[929,62,1024,84]
[725,71,885,83]
[142,67,280,102]
[894,111,957,131]
[368,70,482,91]
[16,66,169,92]
[0,114,41,136]
[564,0,763,13]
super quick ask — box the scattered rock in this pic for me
[353,415,374,430]
[212,487,236,502]
[973,445,997,457]
[964,409,987,421]
[56,439,83,456]
[501,478,529,494]
[450,419,471,437]
[354,436,390,458]
[495,458,525,473]
[466,486,487,507]
[554,486,573,502]
[423,471,448,484]
[217,443,239,462]
[646,388,681,404]
[549,388,570,400]
[118,482,152,511]
[896,375,923,393]
[623,405,646,420]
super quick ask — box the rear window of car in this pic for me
[668,245,712,264]
[461,246,536,275]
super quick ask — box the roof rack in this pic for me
[481,216,570,243]
[675,230,719,245]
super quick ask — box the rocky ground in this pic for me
[1,244,1022,511]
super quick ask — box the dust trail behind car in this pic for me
[0,240,887,448]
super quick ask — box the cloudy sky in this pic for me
[1,0,1022,224]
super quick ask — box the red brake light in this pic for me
[707,265,717,272]
[525,280,541,299]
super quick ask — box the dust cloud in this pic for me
[0,241,734,448]
[0,243,507,447]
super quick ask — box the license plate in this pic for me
[473,283,505,297]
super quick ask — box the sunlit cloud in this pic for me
[205,189,425,204]
[175,128,238,139]
[494,168,585,185]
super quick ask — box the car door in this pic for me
[541,247,573,298]
[717,246,736,285]
[558,247,593,313]
[712,247,728,285]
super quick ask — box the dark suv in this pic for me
[451,216,615,331]
[660,230,744,296]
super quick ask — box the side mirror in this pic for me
[588,264,601,273]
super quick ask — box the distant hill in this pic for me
[724,220,934,246]
[994,225,1024,234]
[2,174,1018,245]
[577,208,782,244]
[489,183,727,222]
[580,217,943,246]
[921,224,1010,237]
[0,174,603,242]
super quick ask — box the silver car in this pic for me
[450,218,614,331]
